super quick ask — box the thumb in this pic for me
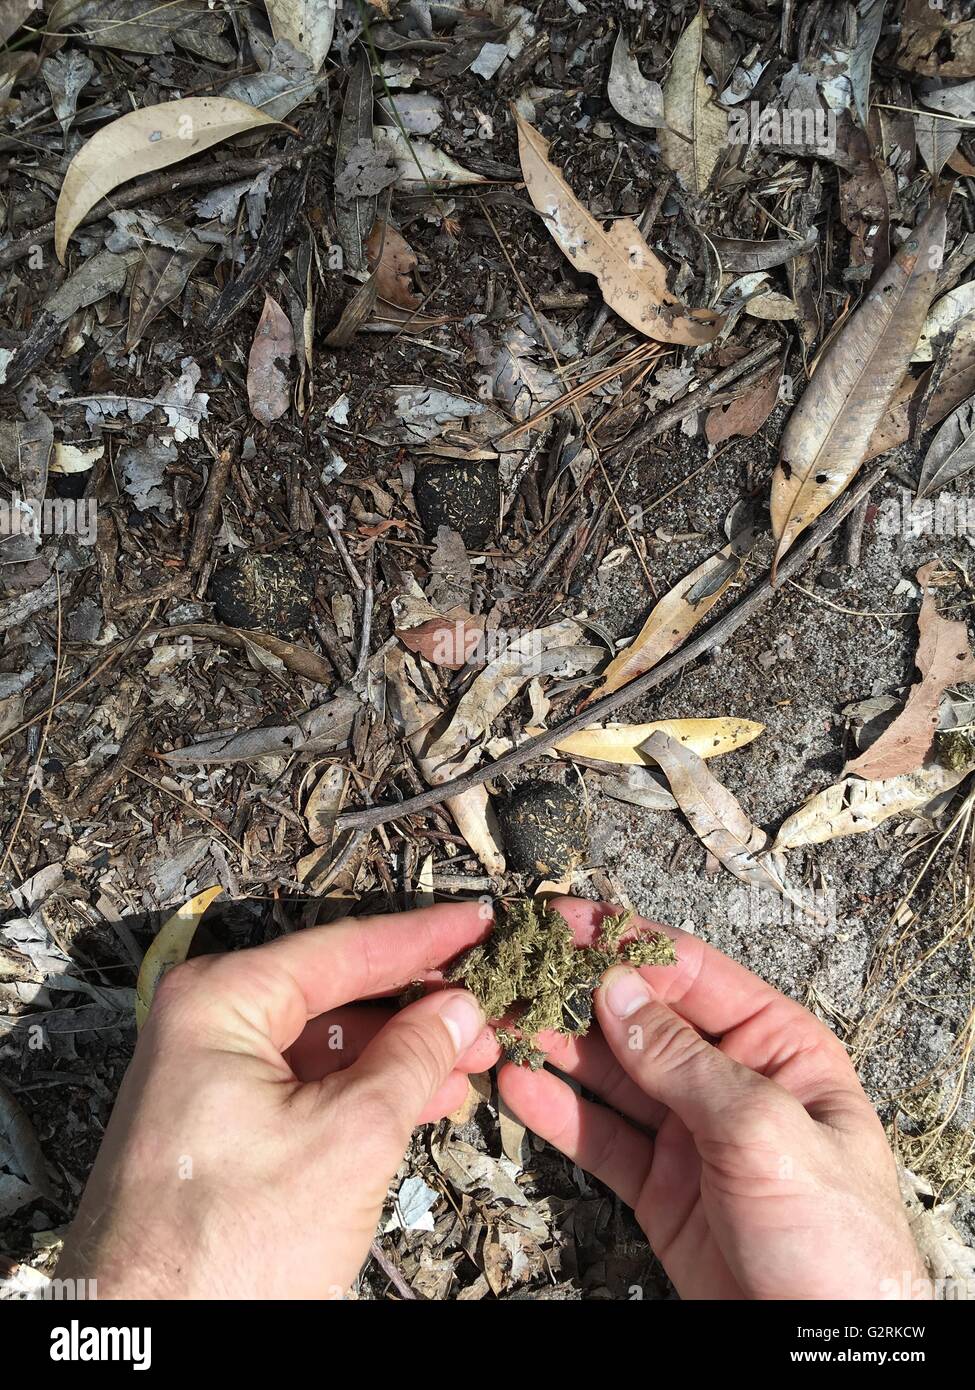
[595,966,771,1140]
[337,989,485,1153]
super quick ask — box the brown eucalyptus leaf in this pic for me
[582,529,754,706]
[705,358,783,445]
[247,293,294,424]
[844,563,975,781]
[658,10,728,195]
[514,111,722,347]
[771,198,947,577]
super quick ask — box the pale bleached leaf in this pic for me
[55,97,280,262]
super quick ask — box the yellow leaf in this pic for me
[582,529,754,706]
[55,97,280,262]
[134,886,223,1029]
[555,717,764,765]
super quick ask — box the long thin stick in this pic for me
[337,467,887,835]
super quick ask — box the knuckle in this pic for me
[148,956,219,1029]
[639,1007,711,1075]
[392,1019,454,1092]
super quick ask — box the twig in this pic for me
[336,467,888,834]
[0,158,285,269]
[1,574,62,877]
[313,496,365,591]
[607,339,782,458]
[368,1240,417,1300]
[355,547,375,677]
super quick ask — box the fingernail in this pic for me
[438,992,484,1054]
[603,967,652,1020]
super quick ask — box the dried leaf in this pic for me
[554,717,764,765]
[428,620,591,764]
[387,649,506,875]
[866,320,975,462]
[608,27,665,128]
[658,10,728,194]
[774,763,971,851]
[771,199,947,576]
[266,0,335,72]
[898,0,975,78]
[644,732,805,909]
[705,358,783,445]
[366,219,421,310]
[915,111,961,176]
[514,111,722,347]
[845,564,975,781]
[247,293,294,424]
[583,529,753,706]
[126,236,206,350]
[393,595,485,669]
[55,97,279,262]
[0,1078,53,1198]
[711,229,818,273]
[374,125,487,186]
[912,280,975,364]
[917,395,975,499]
[135,886,223,1029]
[335,54,376,273]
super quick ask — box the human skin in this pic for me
[58,897,926,1300]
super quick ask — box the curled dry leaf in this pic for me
[553,717,764,765]
[658,9,728,195]
[514,111,722,347]
[55,97,280,262]
[247,293,294,424]
[643,732,809,913]
[428,619,591,765]
[844,564,975,781]
[771,198,947,577]
[386,648,505,875]
[608,27,665,128]
[135,886,223,1029]
[582,528,754,707]
[774,763,972,851]
[917,395,975,499]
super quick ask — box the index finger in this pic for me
[202,900,493,1051]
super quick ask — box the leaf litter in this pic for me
[2,0,975,1300]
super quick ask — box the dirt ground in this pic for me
[2,0,975,1300]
